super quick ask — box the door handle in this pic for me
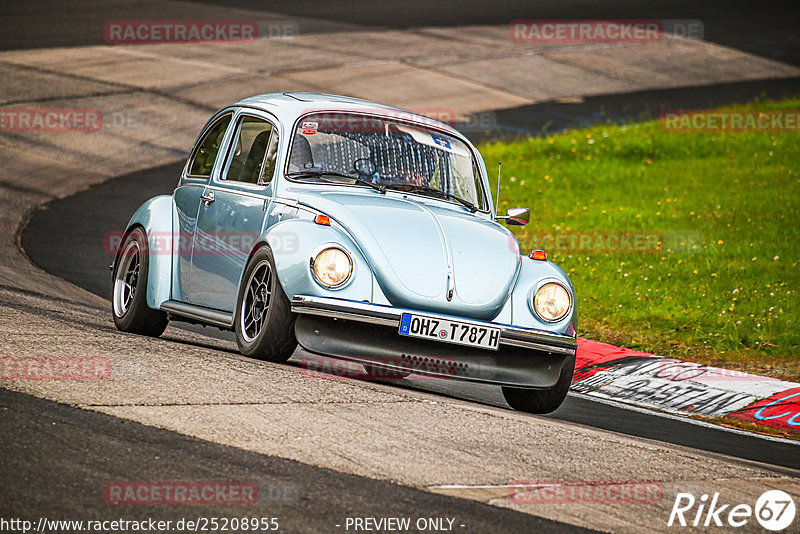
[200,190,215,205]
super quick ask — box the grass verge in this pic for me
[479,99,800,381]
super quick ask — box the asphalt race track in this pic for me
[3,0,799,66]
[4,1,800,531]
[21,161,800,470]
[0,388,587,533]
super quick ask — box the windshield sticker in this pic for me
[301,121,318,135]
[431,134,452,149]
[395,124,470,157]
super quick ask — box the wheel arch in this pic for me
[112,195,176,310]
[246,218,374,303]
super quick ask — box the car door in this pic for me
[173,111,235,304]
[187,109,281,312]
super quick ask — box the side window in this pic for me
[188,114,232,177]
[224,116,279,185]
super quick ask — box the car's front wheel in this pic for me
[112,227,168,336]
[235,246,297,362]
[501,355,575,414]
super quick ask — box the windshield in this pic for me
[286,112,488,211]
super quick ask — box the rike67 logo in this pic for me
[668,489,795,531]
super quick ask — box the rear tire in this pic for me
[112,227,168,337]
[502,354,575,414]
[235,246,297,362]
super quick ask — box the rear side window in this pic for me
[188,114,232,177]
[224,116,279,184]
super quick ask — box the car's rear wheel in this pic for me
[235,246,297,362]
[112,227,168,336]
[502,355,575,414]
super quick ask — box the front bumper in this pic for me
[290,295,577,355]
[290,295,577,388]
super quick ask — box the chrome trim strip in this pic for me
[161,300,234,328]
[412,200,455,302]
[273,198,307,211]
[205,184,269,201]
[290,295,577,354]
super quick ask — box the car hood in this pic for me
[296,189,521,320]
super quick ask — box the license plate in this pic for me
[398,313,500,351]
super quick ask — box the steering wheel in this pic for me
[353,158,377,179]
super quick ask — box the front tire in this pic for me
[502,354,575,414]
[235,246,297,362]
[112,227,168,337]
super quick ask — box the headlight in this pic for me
[533,282,572,322]
[311,247,352,288]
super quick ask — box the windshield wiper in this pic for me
[286,170,386,193]
[384,184,478,212]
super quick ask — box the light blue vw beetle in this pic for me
[112,92,578,413]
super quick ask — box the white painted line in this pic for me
[568,392,800,446]
[431,483,570,490]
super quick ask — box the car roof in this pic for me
[233,92,461,136]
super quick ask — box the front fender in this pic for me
[508,257,577,336]
[117,195,175,310]
[262,219,374,302]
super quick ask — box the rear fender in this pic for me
[115,195,176,310]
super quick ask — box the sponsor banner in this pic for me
[571,337,800,431]
[661,110,800,133]
[573,367,757,418]
[726,388,800,431]
[573,337,657,382]
[590,358,792,398]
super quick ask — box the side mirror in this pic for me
[498,207,530,226]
